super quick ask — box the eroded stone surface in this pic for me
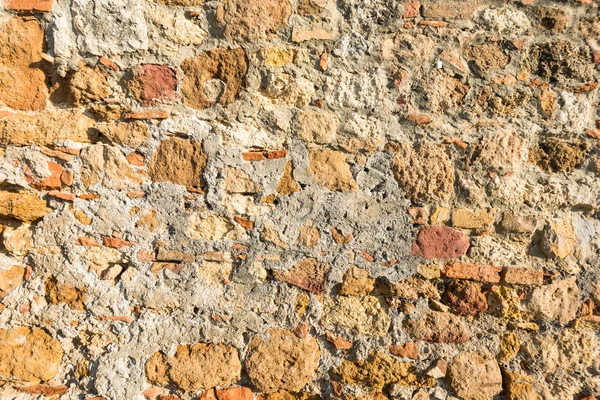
[215,0,291,40]
[0,327,63,383]
[148,138,208,190]
[245,329,320,393]
[146,343,241,391]
[181,48,248,110]
[322,296,391,337]
[389,142,455,202]
[446,352,503,400]
[0,17,47,111]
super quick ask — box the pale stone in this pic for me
[296,109,338,144]
[527,277,579,324]
[188,212,235,241]
[322,295,391,337]
[80,144,143,189]
[446,351,503,400]
[72,0,148,55]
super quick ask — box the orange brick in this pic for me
[443,262,502,283]
[4,0,52,11]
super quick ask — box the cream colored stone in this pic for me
[322,295,391,337]
[188,212,235,241]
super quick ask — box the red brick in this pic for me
[75,236,102,247]
[47,191,76,201]
[406,113,432,125]
[242,150,288,161]
[419,20,448,27]
[15,385,68,396]
[502,267,544,285]
[128,64,178,106]
[104,237,136,248]
[411,226,470,259]
[442,262,501,283]
[4,0,52,12]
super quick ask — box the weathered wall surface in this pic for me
[0,0,599,399]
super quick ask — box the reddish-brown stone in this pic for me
[403,0,420,18]
[272,258,330,295]
[443,281,488,316]
[128,64,178,106]
[411,226,469,259]
[215,387,253,400]
[389,342,419,359]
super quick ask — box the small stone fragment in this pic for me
[0,18,47,111]
[188,213,234,241]
[442,262,502,283]
[450,208,495,229]
[61,66,111,106]
[225,167,261,194]
[502,267,544,285]
[277,161,301,196]
[538,217,577,259]
[425,359,447,379]
[297,226,320,248]
[529,139,589,173]
[499,211,536,233]
[389,342,418,360]
[0,191,50,223]
[245,329,320,393]
[97,121,150,148]
[389,142,455,202]
[296,109,338,144]
[80,144,143,189]
[308,149,357,192]
[499,331,520,362]
[273,258,330,295]
[446,352,502,400]
[0,265,25,299]
[382,276,439,300]
[0,110,95,147]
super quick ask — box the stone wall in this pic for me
[0,0,599,399]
